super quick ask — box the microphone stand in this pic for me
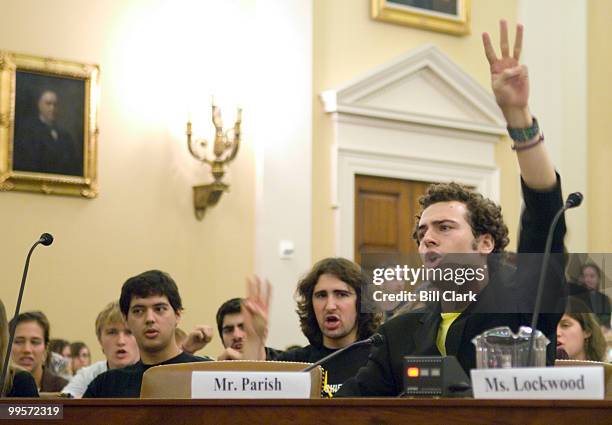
[526,194,582,366]
[302,334,383,373]
[1,234,53,397]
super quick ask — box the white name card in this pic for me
[191,371,312,399]
[471,366,604,400]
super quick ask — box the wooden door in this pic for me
[354,175,434,264]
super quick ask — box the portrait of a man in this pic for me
[12,71,85,177]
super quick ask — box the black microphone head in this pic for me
[565,192,583,209]
[39,233,54,246]
[369,333,384,347]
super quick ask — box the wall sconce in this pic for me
[186,101,241,220]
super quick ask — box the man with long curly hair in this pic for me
[243,258,382,396]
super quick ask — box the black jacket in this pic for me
[337,176,567,397]
[13,117,82,176]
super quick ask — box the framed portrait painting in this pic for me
[0,51,99,197]
[371,0,471,36]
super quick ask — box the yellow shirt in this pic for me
[436,312,461,356]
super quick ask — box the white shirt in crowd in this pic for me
[61,360,108,398]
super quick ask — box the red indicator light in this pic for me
[407,367,419,378]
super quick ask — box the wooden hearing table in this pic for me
[0,398,610,425]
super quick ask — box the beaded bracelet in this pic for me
[511,133,544,151]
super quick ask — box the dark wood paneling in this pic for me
[1,398,611,425]
[355,175,433,264]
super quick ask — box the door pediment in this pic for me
[321,44,506,136]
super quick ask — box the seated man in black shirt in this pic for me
[245,258,382,396]
[84,270,211,398]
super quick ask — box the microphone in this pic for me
[0,233,53,397]
[527,192,582,366]
[301,333,384,372]
[565,192,583,209]
[39,233,54,246]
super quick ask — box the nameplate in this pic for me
[471,366,604,399]
[191,371,311,399]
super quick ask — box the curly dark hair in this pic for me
[412,182,509,252]
[296,257,382,348]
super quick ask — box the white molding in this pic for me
[321,45,507,136]
[323,46,502,260]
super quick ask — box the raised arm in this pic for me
[483,20,556,191]
[241,275,271,361]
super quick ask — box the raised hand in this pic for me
[484,19,555,189]
[181,325,214,354]
[482,20,530,126]
[241,275,272,360]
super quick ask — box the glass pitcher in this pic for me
[472,326,549,368]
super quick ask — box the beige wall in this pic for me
[588,0,612,251]
[0,0,256,361]
[312,0,521,260]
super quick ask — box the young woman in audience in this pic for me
[69,341,91,374]
[557,298,607,362]
[10,311,68,392]
[0,300,38,397]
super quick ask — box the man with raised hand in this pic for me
[337,19,567,397]
[242,258,382,396]
[215,297,282,361]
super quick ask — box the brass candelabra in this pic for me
[186,102,241,220]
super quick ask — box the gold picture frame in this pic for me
[371,0,470,36]
[0,51,99,198]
